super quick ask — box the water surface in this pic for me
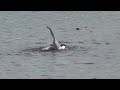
[0,11,120,79]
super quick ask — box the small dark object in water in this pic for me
[28,35,33,37]
[11,62,15,64]
[28,27,32,29]
[83,63,95,64]
[84,26,87,28]
[76,28,80,30]
[74,62,95,64]
[7,54,11,55]
[105,42,110,45]
[78,41,84,43]
[90,31,92,32]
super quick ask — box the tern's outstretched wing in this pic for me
[46,26,60,49]
[46,26,55,41]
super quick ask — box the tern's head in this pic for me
[60,44,68,49]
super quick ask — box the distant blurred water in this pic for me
[0,11,120,79]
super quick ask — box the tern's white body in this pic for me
[59,45,66,49]
[41,45,66,51]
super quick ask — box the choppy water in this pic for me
[0,11,120,79]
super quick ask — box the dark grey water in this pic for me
[0,11,120,79]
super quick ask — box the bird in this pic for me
[41,26,68,51]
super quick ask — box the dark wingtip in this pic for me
[46,26,52,32]
[46,26,50,29]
